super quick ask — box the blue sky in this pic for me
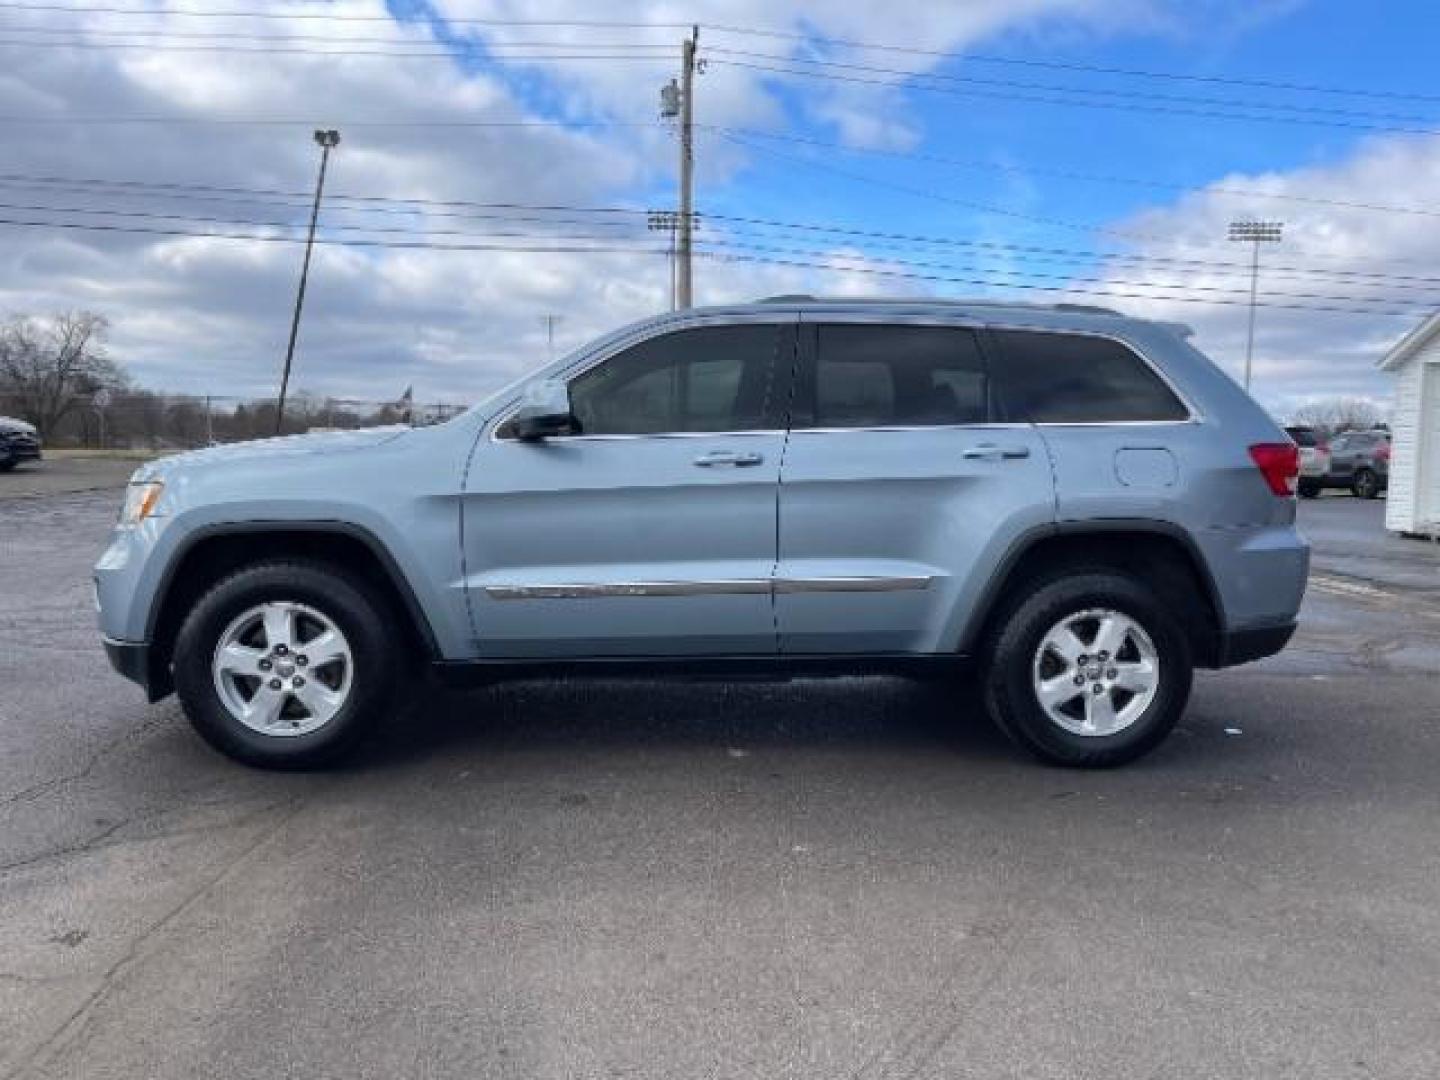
[1,0,1437,416]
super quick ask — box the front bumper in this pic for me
[1,440,41,462]
[102,636,170,701]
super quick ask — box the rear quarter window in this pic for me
[991,330,1189,424]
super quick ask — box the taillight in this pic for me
[1249,442,1299,497]
[1376,442,1391,462]
[1317,441,1329,454]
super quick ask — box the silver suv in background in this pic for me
[1322,429,1390,499]
[95,299,1309,770]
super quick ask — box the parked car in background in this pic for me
[1321,429,1390,499]
[0,416,42,472]
[1285,425,1330,498]
[95,298,1308,771]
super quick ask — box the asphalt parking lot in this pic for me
[3,473,1439,1079]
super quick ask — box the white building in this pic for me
[1378,313,1440,536]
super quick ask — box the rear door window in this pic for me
[798,324,990,428]
[991,330,1188,423]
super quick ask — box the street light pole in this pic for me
[276,128,341,434]
[1227,219,1283,392]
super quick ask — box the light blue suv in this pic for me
[96,298,1308,769]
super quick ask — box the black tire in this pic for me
[172,560,402,769]
[1298,480,1321,498]
[0,457,15,473]
[1351,468,1380,499]
[982,571,1193,768]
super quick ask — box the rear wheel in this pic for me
[173,560,401,768]
[1298,479,1321,498]
[983,572,1193,767]
[1351,468,1380,499]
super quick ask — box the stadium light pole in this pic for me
[1227,219,1283,392]
[276,128,341,434]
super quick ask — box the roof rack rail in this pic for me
[753,295,1123,316]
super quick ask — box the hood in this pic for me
[134,425,410,480]
[0,416,37,435]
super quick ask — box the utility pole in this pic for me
[659,27,699,307]
[1227,219,1283,392]
[276,128,341,434]
[540,314,563,361]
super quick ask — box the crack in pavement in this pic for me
[5,794,310,1080]
[0,796,295,877]
[0,712,175,808]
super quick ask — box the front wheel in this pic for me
[983,572,1193,767]
[173,560,402,769]
[1351,468,1380,499]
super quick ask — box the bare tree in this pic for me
[0,312,126,438]
[1289,396,1385,437]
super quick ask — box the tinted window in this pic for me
[569,325,777,435]
[810,324,988,428]
[992,330,1188,423]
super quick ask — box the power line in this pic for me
[0,26,674,48]
[692,249,1426,320]
[710,127,1440,222]
[6,24,1433,135]
[4,3,1432,107]
[691,236,1440,311]
[6,170,1440,286]
[697,24,1440,107]
[0,115,654,128]
[0,3,692,31]
[2,210,1430,317]
[718,129,1440,264]
[705,47,1440,128]
[0,214,672,254]
[709,58,1440,137]
[0,37,676,59]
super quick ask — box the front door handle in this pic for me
[962,443,1031,461]
[693,450,765,468]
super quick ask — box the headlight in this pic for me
[119,481,165,526]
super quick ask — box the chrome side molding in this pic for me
[484,575,933,600]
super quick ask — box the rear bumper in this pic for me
[1215,621,1296,668]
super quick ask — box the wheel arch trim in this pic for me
[953,519,1228,656]
[145,519,442,659]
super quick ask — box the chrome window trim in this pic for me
[485,575,933,600]
[786,422,1032,435]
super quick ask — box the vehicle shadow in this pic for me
[349,673,1021,773]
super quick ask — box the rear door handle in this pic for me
[693,450,765,467]
[962,443,1031,461]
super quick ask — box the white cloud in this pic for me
[1086,133,1440,419]
[2,0,1385,415]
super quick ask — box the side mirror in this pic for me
[509,378,579,440]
